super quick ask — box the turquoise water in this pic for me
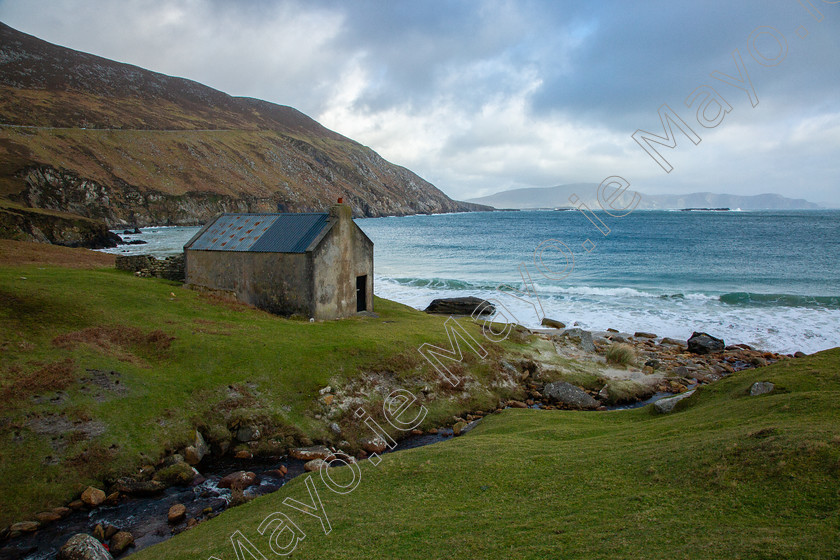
[103,210,840,354]
[357,210,840,354]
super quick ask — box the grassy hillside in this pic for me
[134,350,840,559]
[0,247,528,528]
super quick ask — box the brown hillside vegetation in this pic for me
[0,22,489,226]
[0,238,115,268]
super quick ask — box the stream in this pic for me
[2,390,683,559]
[0,429,456,560]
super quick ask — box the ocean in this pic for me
[101,210,840,355]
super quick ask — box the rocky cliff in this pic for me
[0,199,121,248]
[0,22,488,229]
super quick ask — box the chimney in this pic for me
[329,198,351,222]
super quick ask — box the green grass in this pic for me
[134,349,840,559]
[0,263,528,527]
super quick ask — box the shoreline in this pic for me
[93,218,840,355]
[382,287,837,356]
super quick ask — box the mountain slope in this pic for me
[0,22,488,226]
[467,184,823,210]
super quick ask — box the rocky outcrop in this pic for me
[304,459,327,472]
[360,436,388,454]
[153,461,196,487]
[424,297,494,316]
[0,202,121,248]
[14,166,278,227]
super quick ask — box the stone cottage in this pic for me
[184,202,373,319]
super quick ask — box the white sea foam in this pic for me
[374,275,840,355]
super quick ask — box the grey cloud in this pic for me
[0,0,837,203]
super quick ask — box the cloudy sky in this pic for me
[1,0,838,205]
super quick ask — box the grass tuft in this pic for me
[606,342,636,366]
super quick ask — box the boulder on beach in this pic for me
[687,332,725,354]
[562,328,596,353]
[424,296,494,316]
[542,381,599,410]
[541,317,566,329]
[58,534,114,560]
[660,337,687,347]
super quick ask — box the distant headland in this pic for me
[467,183,824,211]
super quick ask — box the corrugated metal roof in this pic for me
[185,213,330,253]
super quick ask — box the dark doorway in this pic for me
[356,275,367,312]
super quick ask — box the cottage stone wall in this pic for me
[185,250,313,316]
